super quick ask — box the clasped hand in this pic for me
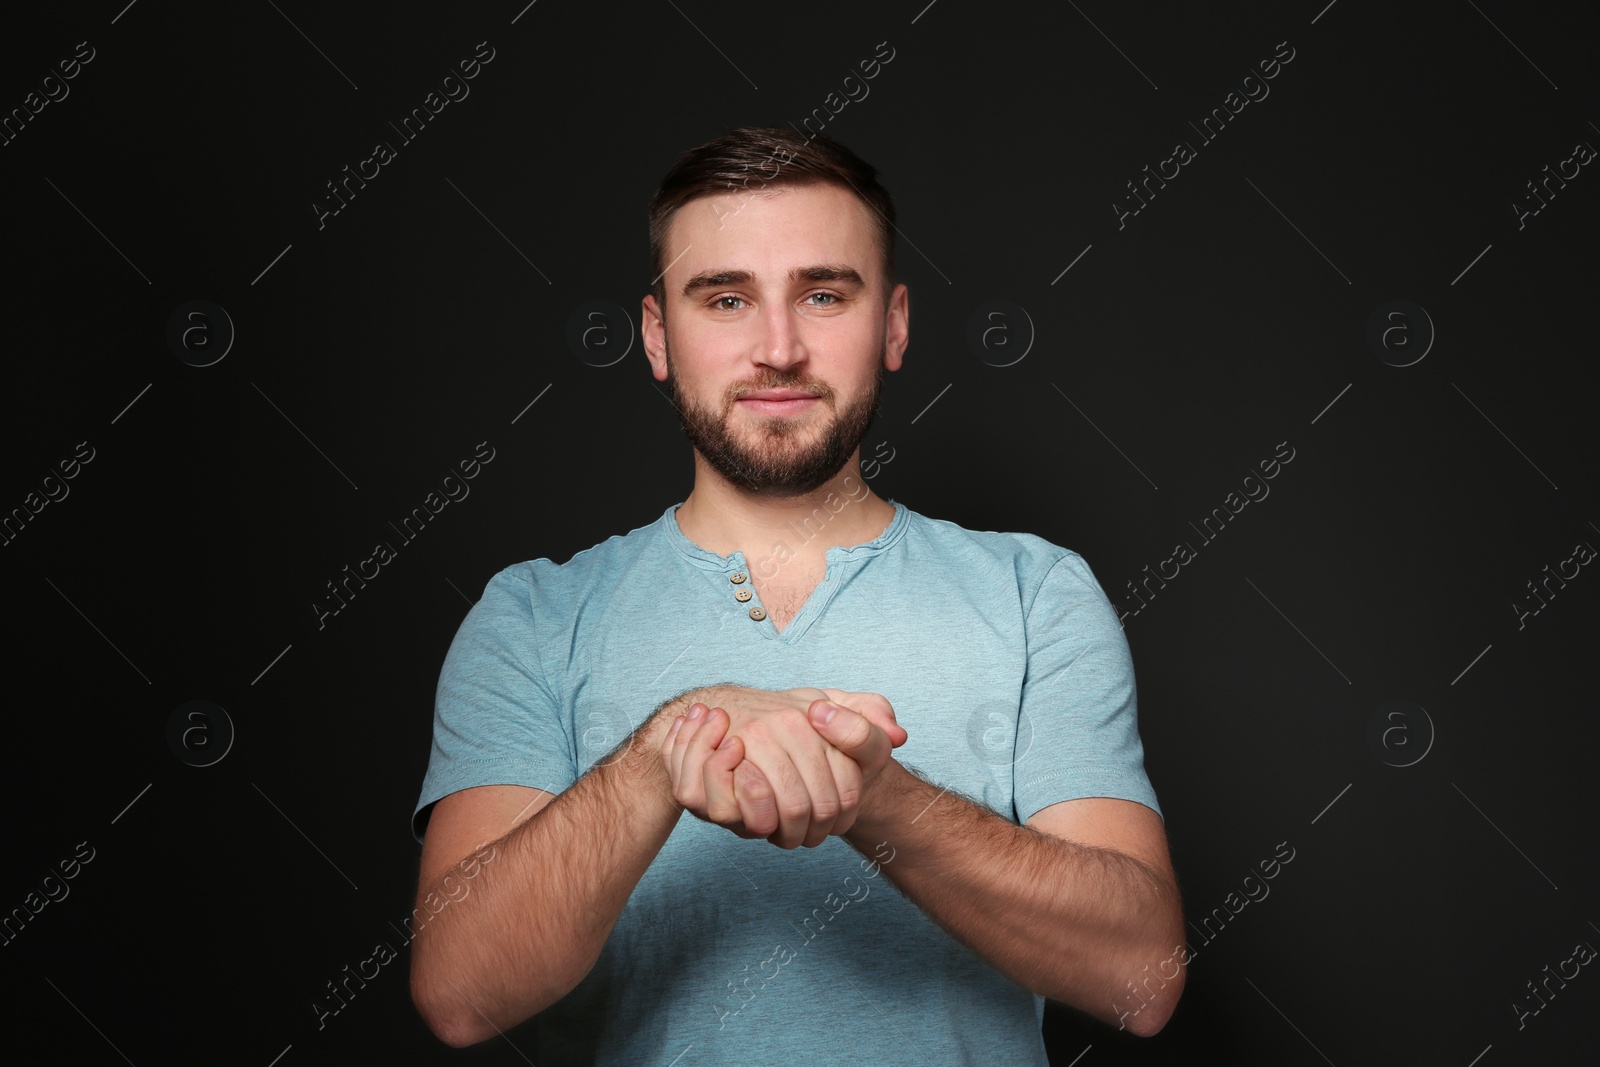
[661,687,906,850]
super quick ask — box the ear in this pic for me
[642,293,668,382]
[883,282,909,372]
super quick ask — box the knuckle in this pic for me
[777,798,811,823]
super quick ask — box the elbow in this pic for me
[410,953,521,1048]
[411,970,491,1048]
[1102,928,1189,1037]
[1121,966,1184,1036]
[410,950,569,1047]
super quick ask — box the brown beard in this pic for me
[663,340,885,498]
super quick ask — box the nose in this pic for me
[755,303,808,371]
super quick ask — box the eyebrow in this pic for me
[680,264,865,298]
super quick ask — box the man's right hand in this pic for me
[661,686,906,849]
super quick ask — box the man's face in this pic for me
[643,182,907,498]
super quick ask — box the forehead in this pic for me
[662,183,879,293]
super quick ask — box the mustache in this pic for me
[727,378,832,405]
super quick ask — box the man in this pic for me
[409,127,1185,1062]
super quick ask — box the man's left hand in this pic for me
[662,693,900,846]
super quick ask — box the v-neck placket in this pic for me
[661,500,910,645]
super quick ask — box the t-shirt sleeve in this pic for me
[411,564,577,843]
[1011,551,1162,826]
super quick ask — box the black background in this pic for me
[2,1,1596,1064]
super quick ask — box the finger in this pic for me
[810,700,892,777]
[822,745,864,841]
[675,703,726,810]
[730,752,778,838]
[819,689,907,747]
[786,727,842,850]
[741,729,813,850]
[661,714,685,763]
[702,730,748,827]
[667,704,706,792]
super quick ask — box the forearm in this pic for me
[411,701,687,1046]
[844,761,1184,1033]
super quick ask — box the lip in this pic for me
[739,390,820,402]
[736,389,822,415]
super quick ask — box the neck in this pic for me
[675,453,894,563]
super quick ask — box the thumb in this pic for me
[809,700,887,763]
[862,707,908,748]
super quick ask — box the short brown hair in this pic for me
[647,126,897,308]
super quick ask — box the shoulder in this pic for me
[897,505,1098,595]
[487,507,675,597]
[896,505,1120,620]
[453,509,676,649]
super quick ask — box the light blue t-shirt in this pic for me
[414,498,1160,1065]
